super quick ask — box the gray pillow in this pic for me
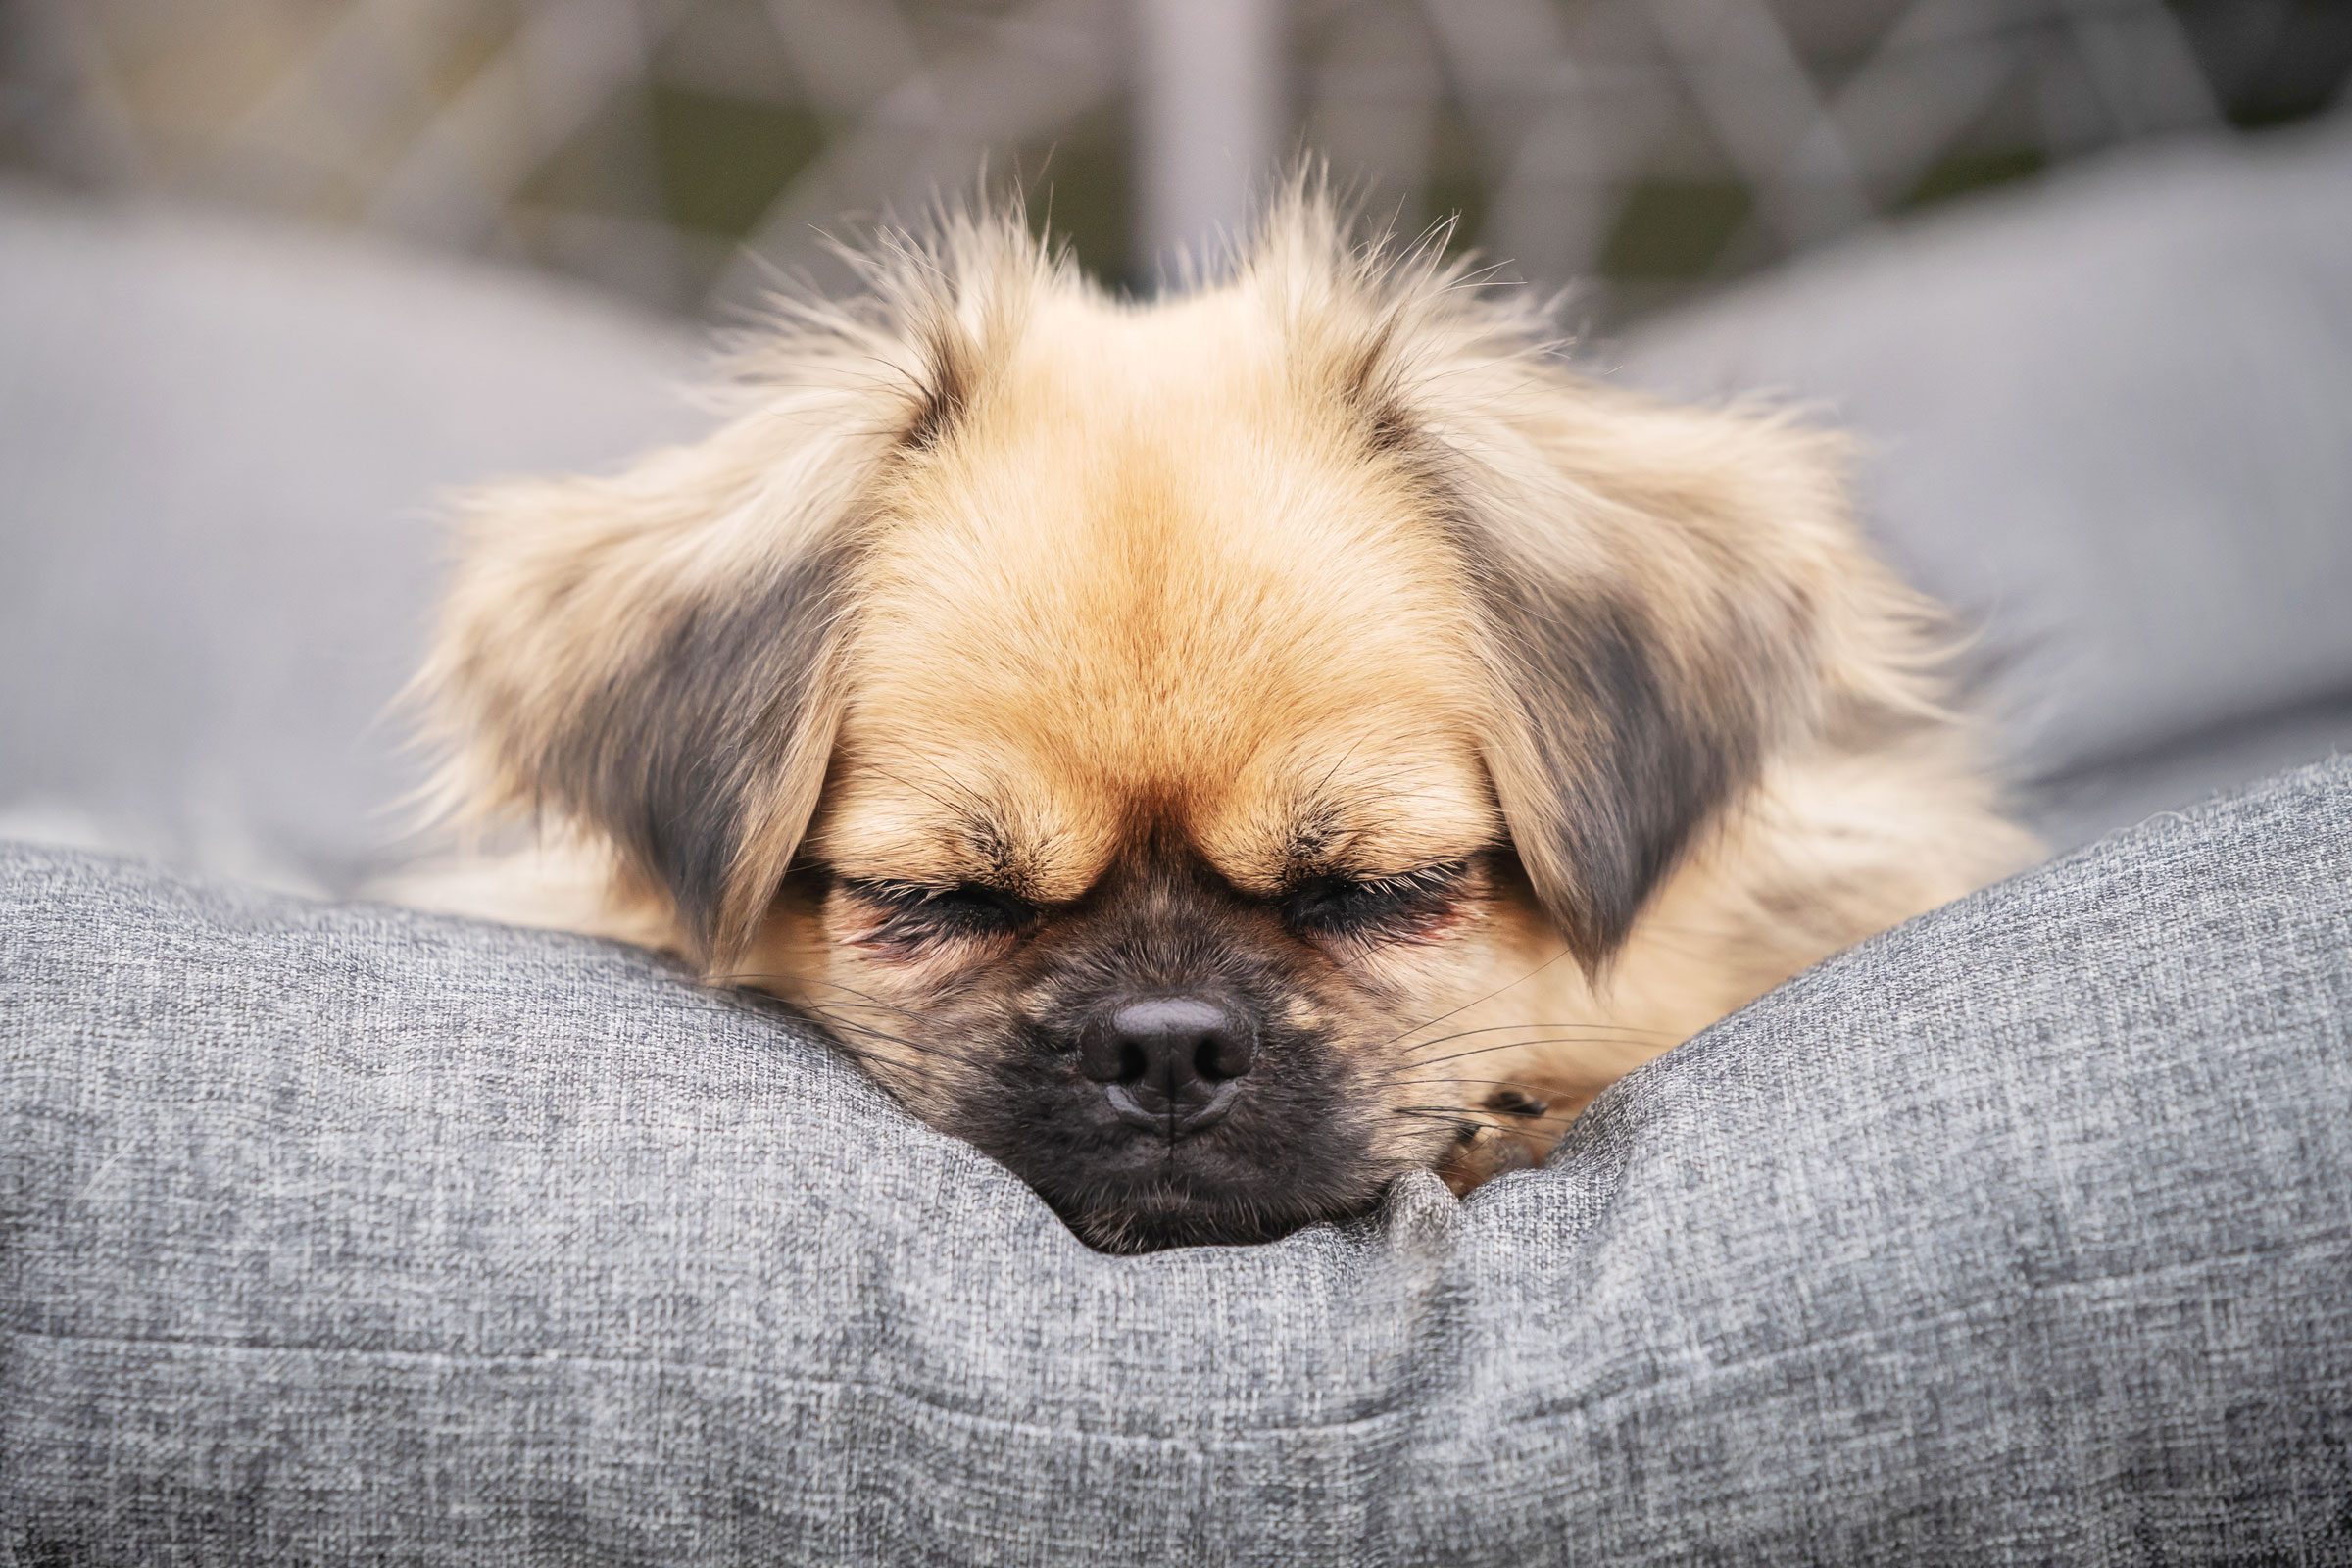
[0,188,704,890]
[6,757,2347,1563]
[1617,116,2352,847]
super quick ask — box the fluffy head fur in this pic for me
[411,187,2034,1250]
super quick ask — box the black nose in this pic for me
[1080,994,1257,1132]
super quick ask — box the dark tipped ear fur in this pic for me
[1257,189,1870,966]
[546,541,854,960]
[422,205,1059,966]
[1448,514,1812,964]
[418,443,868,967]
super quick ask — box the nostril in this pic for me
[1117,1038,1149,1085]
[1194,1037,1224,1083]
[1195,1031,1252,1082]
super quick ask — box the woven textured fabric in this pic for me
[4,758,2349,1565]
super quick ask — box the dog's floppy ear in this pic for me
[1255,189,1935,965]
[1444,388,1908,966]
[418,435,861,968]
[417,211,1055,967]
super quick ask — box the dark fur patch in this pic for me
[548,539,851,954]
[1476,558,1753,960]
[938,851,1401,1251]
[902,323,971,451]
[1332,314,1423,457]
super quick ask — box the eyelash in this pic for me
[841,861,1469,950]
[843,879,1038,947]
[1282,860,1470,941]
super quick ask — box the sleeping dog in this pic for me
[404,188,2034,1251]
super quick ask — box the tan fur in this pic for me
[401,187,2034,1241]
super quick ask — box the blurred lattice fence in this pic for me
[2,0,2345,322]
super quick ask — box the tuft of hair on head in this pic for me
[1241,169,1560,419]
[720,190,1073,439]
[407,195,1070,969]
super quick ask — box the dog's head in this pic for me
[422,192,1930,1250]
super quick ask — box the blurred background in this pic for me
[5,0,2348,323]
[2,0,2349,890]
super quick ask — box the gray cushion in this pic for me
[6,756,2348,1563]
[0,188,705,891]
[1618,117,2352,847]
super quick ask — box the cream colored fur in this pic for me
[402,188,2035,1201]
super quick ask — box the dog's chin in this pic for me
[1013,1140,1402,1253]
[1052,1178,1352,1254]
[943,1061,1406,1252]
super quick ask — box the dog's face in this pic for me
[426,195,1922,1249]
[773,292,1554,1247]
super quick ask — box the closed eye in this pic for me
[1282,859,1471,942]
[841,878,1038,949]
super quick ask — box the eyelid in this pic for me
[1304,858,1473,896]
[1383,858,1471,887]
[840,876,928,902]
[1279,858,1477,942]
[839,876,1038,954]
[842,876,1021,904]
[842,876,1041,921]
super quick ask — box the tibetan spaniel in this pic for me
[401,189,2034,1251]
